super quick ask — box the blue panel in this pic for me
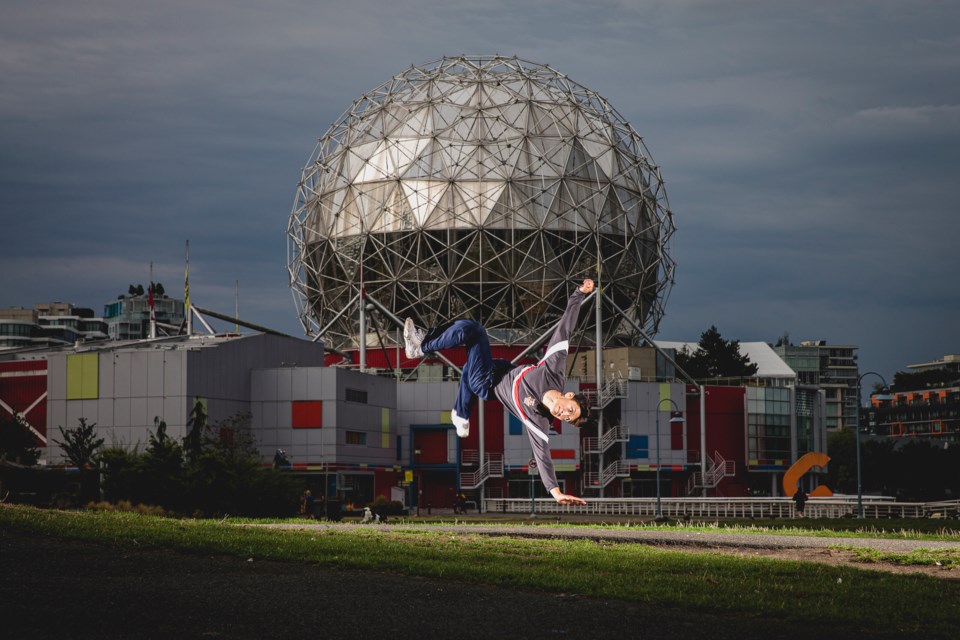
[627,435,649,459]
[508,413,523,436]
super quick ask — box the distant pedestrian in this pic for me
[302,490,315,518]
[793,487,808,518]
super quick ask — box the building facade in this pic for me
[4,337,833,510]
[775,341,859,430]
[102,295,185,340]
[0,304,107,350]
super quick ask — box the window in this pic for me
[345,388,368,404]
[345,430,367,446]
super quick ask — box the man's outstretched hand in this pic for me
[551,488,587,505]
[579,279,595,295]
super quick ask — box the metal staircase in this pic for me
[460,452,504,489]
[582,425,628,454]
[585,459,630,490]
[581,373,627,410]
[687,450,736,494]
[580,374,630,495]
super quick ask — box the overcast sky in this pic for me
[2,0,957,385]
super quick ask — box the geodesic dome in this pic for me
[288,54,675,351]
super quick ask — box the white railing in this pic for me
[923,499,960,519]
[461,453,504,489]
[461,449,480,466]
[582,425,628,454]
[482,496,954,519]
[599,373,627,404]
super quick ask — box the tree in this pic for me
[53,418,104,469]
[184,399,208,461]
[128,284,137,296]
[136,284,145,297]
[0,414,41,465]
[185,413,299,517]
[154,282,165,297]
[141,417,185,507]
[826,428,856,494]
[675,325,758,380]
[774,331,791,347]
[891,368,957,392]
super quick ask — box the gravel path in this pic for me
[258,522,960,554]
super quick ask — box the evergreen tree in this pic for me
[184,399,208,461]
[141,417,184,507]
[675,325,758,380]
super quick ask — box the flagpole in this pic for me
[185,240,192,336]
[149,261,156,339]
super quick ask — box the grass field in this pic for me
[3,505,959,638]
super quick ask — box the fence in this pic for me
[482,497,960,519]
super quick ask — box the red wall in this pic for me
[0,360,48,445]
[684,385,749,496]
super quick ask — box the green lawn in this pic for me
[3,505,959,638]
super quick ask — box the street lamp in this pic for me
[854,372,893,518]
[655,398,685,521]
[528,458,538,517]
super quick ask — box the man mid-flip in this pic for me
[403,279,595,505]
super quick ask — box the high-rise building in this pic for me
[775,341,859,430]
[102,295,185,340]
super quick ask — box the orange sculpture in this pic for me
[783,451,833,497]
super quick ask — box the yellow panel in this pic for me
[381,408,390,448]
[67,353,98,400]
[439,411,451,424]
[66,354,83,400]
[81,353,98,399]
[659,383,671,404]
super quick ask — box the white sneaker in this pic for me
[403,317,425,359]
[452,410,470,438]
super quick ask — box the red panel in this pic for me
[415,429,448,463]
[670,422,683,450]
[551,449,575,459]
[291,401,322,429]
[0,361,47,373]
[374,469,402,501]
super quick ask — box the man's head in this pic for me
[570,393,593,428]
[544,390,593,427]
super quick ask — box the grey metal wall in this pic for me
[396,380,459,464]
[251,367,398,466]
[44,334,326,463]
[621,382,688,467]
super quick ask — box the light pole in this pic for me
[854,372,892,518]
[655,398,685,521]
[528,458,538,517]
